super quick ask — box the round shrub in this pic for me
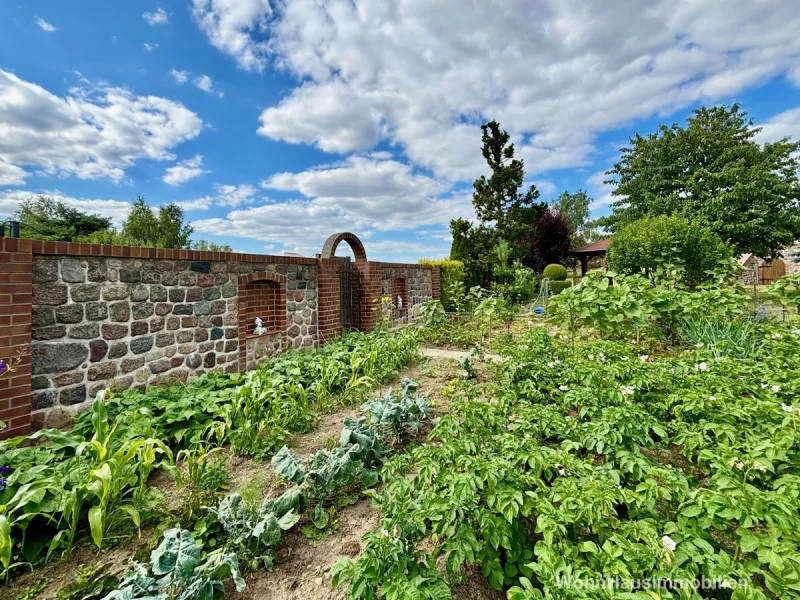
[606,215,731,286]
[543,264,568,281]
[549,280,572,295]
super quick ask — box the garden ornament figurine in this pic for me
[254,317,267,335]
[397,296,403,311]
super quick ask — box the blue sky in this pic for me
[1,1,799,262]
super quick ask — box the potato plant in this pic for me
[333,326,800,599]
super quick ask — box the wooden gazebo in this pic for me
[569,238,611,276]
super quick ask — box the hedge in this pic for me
[419,259,466,310]
[549,280,572,295]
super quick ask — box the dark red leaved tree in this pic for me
[525,209,573,272]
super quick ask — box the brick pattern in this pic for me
[317,259,342,343]
[431,266,441,300]
[356,262,383,333]
[238,272,287,372]
[320,232,367,262]
[0,238,33,440]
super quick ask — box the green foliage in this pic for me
[189,240,233,252]
[680,317,764,359]
[767,272,800,309]
[542,264,568,281]
[548,280,572,295]
[494,265,537,304]
[57,564,119,600]
[361,379,431,438]
[418,259,466,311]
[206,492,301,570]
[0,394,176,576]
[101,528,244,600]
[607,215,732,285]
[471,121,543,235]
[83,195,193,249]
[334,326,800,599]
[15,196,112,242]
[604,104,800,258]
[551,189,601,244]
[550,267,749,342]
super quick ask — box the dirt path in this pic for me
[421,346,503,362]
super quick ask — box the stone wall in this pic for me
[380,265,433,307]
[0,236,440,439]
[30,255,317,428]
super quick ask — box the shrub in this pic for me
[543,264,568,281]
[606,215,731,286]
[419,259,466,310]
[549,280,572,295]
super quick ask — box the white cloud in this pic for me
[0,160,27,186]
[529,180,557,197]
[174,196,213,211]
[35,17,56,32]
[192,74,224,98]
[193,156,474,252]
[169,69,189,83]
[239,0,800,181]
[214,183,258,206]
[143,8,169,25]
[755,107,800,144]
[163,155,208,185]
[585,170,617,212]
[0,189,131,224]
[144,43,160,52]
[192,0,272,72]
[0,69,203,183]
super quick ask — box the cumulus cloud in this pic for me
[143,8,169,25]
[0,69,203,182]
[755,107,800,144]
[238,0,800,181]
[173,196,213,211]
[0,160,27,186]
[193,156,474,251]
[143,42,160,52]
[213,183,259,206]
[192,74,224,97]
[0,189,131,224]
[192,0,272,72]
[169,69,189,83]
[35,17,56,32]
[163,155,208,185]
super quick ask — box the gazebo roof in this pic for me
[570,238,611,254]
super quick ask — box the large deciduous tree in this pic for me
[604,104,800,258]
[524,209,573,272]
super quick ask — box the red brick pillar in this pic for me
[431,266,441,300]
[317,258,341,343]
[0,238,33,439]
[355,261,382,333]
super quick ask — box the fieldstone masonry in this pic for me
[0,234,440,438]
[29,256,317,427]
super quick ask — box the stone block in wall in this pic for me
[86,302,108,321]
[130,336,154,354]
[69,323,99,339]
[119,268,141,283]
[130,321,149,336]
[59,385,86,406]
[88,362,117,381]
[33,260,58,283]
[34,285,68,305]
[108,341,128,359]
[71,284,101,302]
[131,284,149,302]
[32,343,88,375]
[33,325,66,340]
[56,304,83,324]
[150,285,168,302]
[102,285,129,301]
[102,323,128,340]
[90,340,108,362]
[32,306,55,327]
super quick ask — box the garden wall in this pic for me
[0,236,440,438]
[378,264,434,308]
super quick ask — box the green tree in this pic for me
[191,240,233,252]
[472,121,545,237]
[83,195,194,249]
[551,189,600,245]
[604,104,800,258]
[449,218,497,287]
[606,215,732,285]
[15,196,112,241]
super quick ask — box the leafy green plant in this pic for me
[456,356,476,380]
[768,271,800,311]
[207,491,301,570]
[680,317,765,359]
[101,528,245,600]
[57,564,120,600]
[360,379,431,439]
[542,263,568,281]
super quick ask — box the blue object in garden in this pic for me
[534,306,545,316]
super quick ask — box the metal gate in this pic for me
[339,258,362,331]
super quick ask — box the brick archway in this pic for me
[238,271,287,372]
[320,232,367,262]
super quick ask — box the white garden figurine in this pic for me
[397,295,403,310]
[253,317,267,335]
